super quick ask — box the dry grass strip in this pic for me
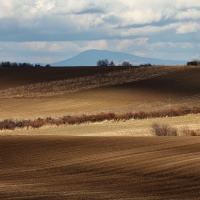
[1,106,200,131]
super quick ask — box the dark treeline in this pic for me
[97,59,133,66]
[97,59,152,67]
[97,59,200,67]
[0,62,50,67]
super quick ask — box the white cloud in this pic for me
[176,9,200,20]
[82,40,108,51]
[118,9,162,26]
[176,22,200,34]
[175,0,200,10]
[121,20,200,36]
[180,43,193,49]
[0,0,200,62]
[132,51,147,57]
[144,51,194,61]
[36,0,55,10]
[114,38,149,51]
[121,23,179,36]
[0,41,82,58]
[0,0,200,37]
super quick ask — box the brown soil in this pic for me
[0,66,132,90]
[1,136,200,199]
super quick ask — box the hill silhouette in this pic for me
[51,49,186,66]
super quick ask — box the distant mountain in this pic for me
[51,49,187,66]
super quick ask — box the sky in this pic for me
[0,0,200,64]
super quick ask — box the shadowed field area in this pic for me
[1,65,200,119]
[1,136,200,199]
[0,66,132,90]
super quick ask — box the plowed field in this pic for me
[1,136,200,199]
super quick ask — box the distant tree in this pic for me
[45,64,51,67]
[187,59,200,66]
[97,59,109,66]
[35,64,41,67]
[109,60,115,66]
[1,62,11,67]
[0,61,36,67]
[18,63,27,67]
[140,63,152,66]
[21,63,33,67]
[121,61,132,66]
[11,62,18,67]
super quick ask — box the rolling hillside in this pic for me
[0,65,200,120]
[1,64,200,200]
[51,49,186,66]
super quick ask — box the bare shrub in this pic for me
[0,119,16,130]
[180,126,190,136]
[189,130,200,136]
[181,127,200,136]
[121,61,132,66]
[30,118,45,128]
[152,123,178,136]
[116,112,133,121]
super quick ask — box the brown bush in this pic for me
[189,130,199,136]
[87,115,97,122]
[180,126,200,136]
[30,118,45,128]
[116,112,133,120]
[137,111,148,119]
[0,119,16,130]
[149,111,162,118]
[95,113,107,122]
[124,112,134,120]
[65,116,76,125]
[186,129,200,136]
[190,107,200,114]
[152,123,178,136]
[61,116,71,124]
[15,120,26,128]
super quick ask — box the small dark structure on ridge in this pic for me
[187,60,200,66]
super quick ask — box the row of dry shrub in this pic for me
[1,106,200,131]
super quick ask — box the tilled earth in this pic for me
[1,136,200,199]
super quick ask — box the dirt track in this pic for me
[1,136,200,199]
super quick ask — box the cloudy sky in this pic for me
[0,0,200,64]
